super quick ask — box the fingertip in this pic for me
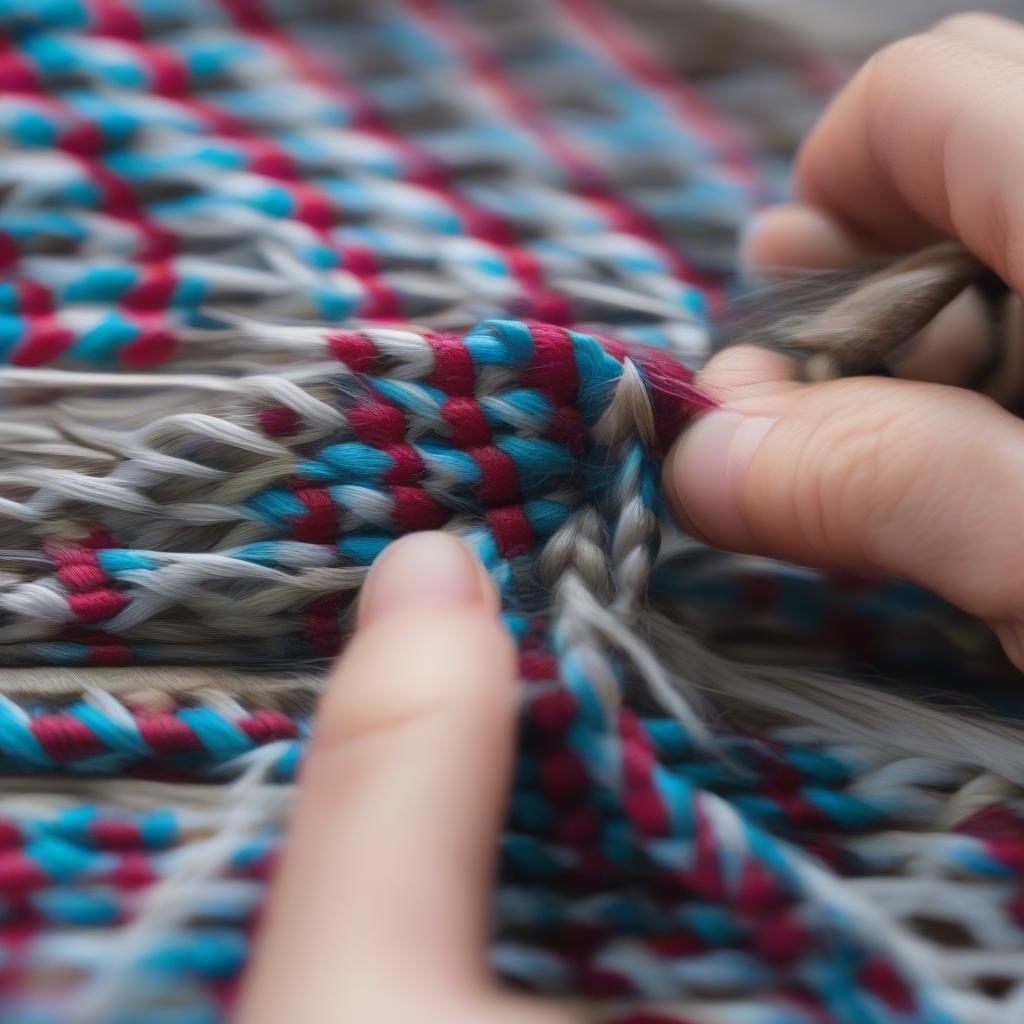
[698,344,801,398]
[357,531,499,628]
[887,285,993,385]
[665,410,776,549]
[320,605,517,744]
[670,347,800,545]
[983,295,1024,406]
[740,203,882,280]
[994,619,1024,674]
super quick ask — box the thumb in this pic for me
[664,345,1024,663]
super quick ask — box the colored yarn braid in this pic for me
[0,3,1023,1024]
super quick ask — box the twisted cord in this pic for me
[732,241,1012,384]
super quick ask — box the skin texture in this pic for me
[668,12,1024,671]
[239,14,1024,1021]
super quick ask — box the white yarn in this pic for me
[70,741,294,1024]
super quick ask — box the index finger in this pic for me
[791,15,1024,290]
[237,533,518,1022]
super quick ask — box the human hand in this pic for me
[665,13,1024,670]
[236,532,574,1024]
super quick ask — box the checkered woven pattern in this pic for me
[0,2,1022,1023]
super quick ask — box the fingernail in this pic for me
[667,411,776,548]
[358,531,495,627]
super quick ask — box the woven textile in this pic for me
[0,2,1022,1023]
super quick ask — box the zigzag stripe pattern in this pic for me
[0,0,747,369]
